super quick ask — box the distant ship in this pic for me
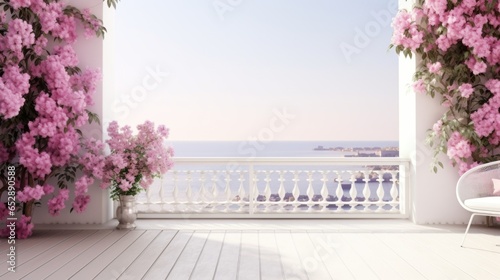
[313,145,330,151]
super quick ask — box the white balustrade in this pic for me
[136,157,410,218]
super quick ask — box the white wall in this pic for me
[398,0,476,225]
[34,1,114,224]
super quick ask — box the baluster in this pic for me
[186,170,193,204]
[349,171,357,211]
[199,170,206,205]
[376,171,385,212]
[264,171,271,202]
[172,171,179,203]
[211,170,218,203]
[159,176,165,204]
[223,171,232,213]
[335,171,343,210]
[224,171,232,203]
[250,169,258,214]
[320,171,329,211]
[390,171,399,210]
[362,171,370,211]
[292,170,300,211]
[306,171,314,203]
[237,171,246,207]
[263,171,271,213]
[278,171,286,211]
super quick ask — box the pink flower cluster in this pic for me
[13,52,100,178]
[0,215,34,239]
[427,62,442,73]
[0,1,108,238]
[447,132,475,161]
[0,65,30,119]
[81,9,102,39]
[101,121,174,195]
[471,79,500,143]
[392,0,500,174]
[391,9,424,51]
[413,79,426,94]
[80,139,105,179]
[1,18,35,60]
[30,0,77,42]
[392,0,500,73]
[17,185,45,202]
[47,189,69,216]
[72,176,93,213]
[458,83,474,98]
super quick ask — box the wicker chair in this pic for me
[456,161,500,247]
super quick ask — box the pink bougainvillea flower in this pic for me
[458,83,474,98]
[47,189,70,216]
[413,79,426,94]
[427,62,442,73]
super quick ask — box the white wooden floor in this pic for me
[1,219,499,279]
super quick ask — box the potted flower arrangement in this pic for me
[0,0,118,238]
[101,121,174,229]
[391,0,500,174]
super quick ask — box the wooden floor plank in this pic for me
[69,230,146,280]
[43,230,131,280]
[377,233,476,280]
[166,231,210,280]
[321,232,378,280]
[20,230,113,280]
[0,230,96,279]
[237,232,260,280]
[120,230,177,279]
[464,229,500,253]
[0,230,49,254]
[453,232,500,271]
[0,230,56,278]
[91,230,160,280]
[258,232,284,280]
[291,232,332,280]
[142,231,193,280]
[0,230,80,278]
[213,232,241,280]
[0,223,496,280]
[274,231,308,280]
[189,232,225,280]
[418,232,500,278]
[341,233,424,280]
[307,232,354,280]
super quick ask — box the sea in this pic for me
[166,140,399,157]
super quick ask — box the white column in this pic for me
[398,0,468,224]
[34,0,114,224]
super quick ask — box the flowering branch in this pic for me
[391,0,500,174]
[100,121,174,201]
[0,0,117,238]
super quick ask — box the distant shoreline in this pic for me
[313,145,399,157]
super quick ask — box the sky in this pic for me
[110,0,399,141]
